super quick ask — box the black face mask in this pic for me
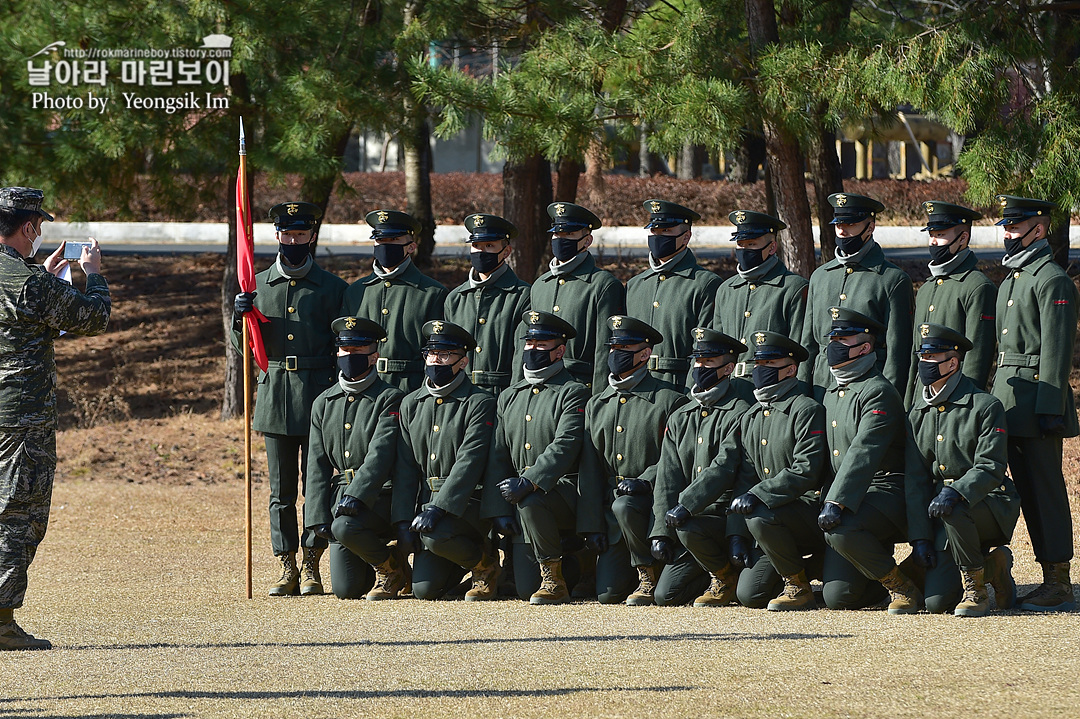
[470,250,502,275]
[836,222,870,255]
[607,348,640,377]
[425,363,457,387]
[1004,225,1037,257]
[648,233,680,259]
[374,242,407,268]
[928,235,963,264]
[752,364,782,389]
[279,242,311,266]
[551,237,582,262]
[827,341,856,367]
[524,348,555,371]
[918,359,950,386]
[337,353,370,380]
[692,365,723,391]
[736,247,767,271]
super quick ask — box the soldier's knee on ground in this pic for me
[327,544,375,600]
[924,590,961,615]
[822,578,887,610]
[736,572,778,609]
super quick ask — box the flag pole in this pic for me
[239,117,253,600]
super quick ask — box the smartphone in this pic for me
[63,242,90,261]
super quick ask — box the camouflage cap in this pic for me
[0,187,54,221]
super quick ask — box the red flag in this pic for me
[236,134,269,372]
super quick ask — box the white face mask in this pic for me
[28,224,43,257]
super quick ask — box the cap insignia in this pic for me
[431,320,444,334]
[286,204,299,216]
[650,201,661,214]
[835,194,847,207]
[612,317,623,329]
[734,211,746,224]
[474,215,485,227]
[755,332,766,345]
[529,311,540,324]
[830,307,840,320]
[925,202,934,215]
[920,324,930,338]
[344,317,357,330]
[554,204,566,217]
[694,328,705,341]
[377,211,389,223]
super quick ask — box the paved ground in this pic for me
[4,477,1079,719]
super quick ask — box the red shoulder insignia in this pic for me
[995,427,1006,433]
[1054,300,1070,305]
[810,430,823,435]
[981,315,994,320]
[871,410,887,415]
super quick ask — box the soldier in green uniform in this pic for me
[656,329,755,607]
[393,320,502,600]
[0,187,110,650]
[483,311,590,604]
[578,316,688,605]
[713,210,809,373]
[444,214,531,396]
[728,331,829,611]
[233,201,347,597]
[903,201,996,407]
[804,193,914,400]
[627,200,722,390]
[531,203,625,393]
[906,323,1021,616]
[303,317,408,600]
[340,210,447,392]
[992,195,1078,612]
[818,307,920,613]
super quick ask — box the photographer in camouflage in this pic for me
[0,187,110,650]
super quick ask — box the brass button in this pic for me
[700,410,707,417]
[1014,272,1020,279]
[436,398,444,405]
[928,305,935,312]
[936,279,944,286]
[697,466,702,473]
[620,397,627,404]
[344,451,350,458]
[348,396,355,403]
[553,305,560,312]
[433,425,440,432]
[939,464,946,471]
[287,306,295,314]
[660,275,667,281]
[616,453,623,461]
[380,338,387,343]
[831,420,837,427]
[478,318,486,324]
[533,388,541,395]
[382,308,389,315]
[1001,328,1008,335]
[653,301,660,308]
[740,338,746,344]
[384,281,392,287]
[744,311,751,318]
[1008,300,1014,307]
[430,453,436,460]
[525,443,532,450]
[833,449,840,456]
[760,439,767,446]
[287,334,294,340]
[764,467,770,474]
[846,267,854,274]
[749,284,757,290]
[937,406,945,413]
[839,293,847,301]
[476,346,482,353]
[525,415,532,422]
[937,434,943,442]
[1034,374,1039,380]
[698,437,703,444]
[559,278,566,285]
[763,410,770,417]
[616,426,624,433]
[344,423,352,430]
[290,280,296,287]
[839,390,846,397]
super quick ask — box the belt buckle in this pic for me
[471,370,481,384]
[733,362,747,378]
[376,357,389,373]
[285,355,298,371]
[647,356,659,370]
[344,468,356,481]
[998,351,1005,366]
[943,478,954,486]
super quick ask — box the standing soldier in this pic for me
[444,213,531,396]
[713,210,809,372]
[341,210,447,392]
[233,201,346,597]
[531,203,625,393]
[992,195,1078,612]
[578,316,688,605]
[627,200,722,389]
[804,193,913,399]
[906,323,1021,616]
[0,187,110,650]
[484,311,590,604]
[818,308,920,613]
[656,329,755,607]
[728,331,829,611]
[393,321,501,601]
[904,201,996,407]
[303,317,408,601]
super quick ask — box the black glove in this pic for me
[584,532,608,554]
[729,535,752,569]
[334,494,363,518]
[233,291,256,315]
[927,486,963,518]
[665,504,692,529]
[728,492,761,515]
[499,476,536,504]
[651,537,676,564]
[1038,414,1066,437]
[312,524,335,542]
[491,515,521,537]
[410,505,446,535]
[615,478,651,497]
[395,521,420,555]
[817,502,844,531]
[911,538,937,569]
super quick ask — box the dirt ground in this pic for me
[7,251,1078,717]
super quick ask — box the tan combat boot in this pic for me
[626,564,661,606]
[299,547,325,596]
[464,551,501,601]
[983,546,1016,610]
[366,548,411,600]
[879,565,921,615]
[530,558,570,605]
[0,609,51,651]
[694,564,739,607]
[954,567,990,617]
[1019,562,1076,612]
[269,552,300,597]
[767,570,816,611]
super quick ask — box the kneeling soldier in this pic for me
[579,316,688,604]
[393,321,499,600]
[906,323,1021,616]
[658,329,754,607]
[485,311,591,604]
[819,307,919,613]
[730,331,828,610]
[304,317,407,599]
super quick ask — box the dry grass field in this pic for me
[2,254,1078,718]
